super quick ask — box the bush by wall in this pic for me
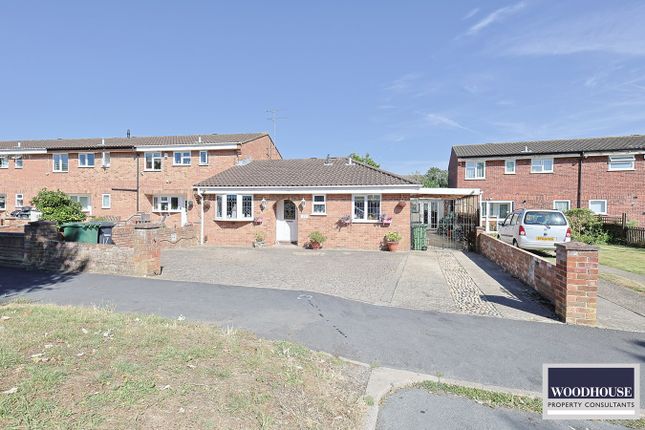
[565,208,609,245]
[31,189,86,225]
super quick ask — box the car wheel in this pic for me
[496,234,501,240]
[513,239,519,248]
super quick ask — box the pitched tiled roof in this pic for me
[196,158,419,187]
[0,133,267,151]
[453,135,645,158]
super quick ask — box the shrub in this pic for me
[565,208,609,245]
[31,189,86,225]
[384,231,402,243]
[308,231,327,244]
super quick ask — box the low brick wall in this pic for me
[112,224,197,249]
[477,230,598,326]
[0,221,162,277]
[0,232,25,267]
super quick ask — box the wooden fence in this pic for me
[599,213,645,247]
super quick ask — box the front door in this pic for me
[276,199,298,243]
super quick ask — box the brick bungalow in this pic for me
[448,135,645,229]
[194,157,421,250]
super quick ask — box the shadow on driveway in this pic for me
[0,266,81,301]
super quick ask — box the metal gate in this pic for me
[411,195,480,250]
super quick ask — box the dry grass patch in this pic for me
[0,304,367,429]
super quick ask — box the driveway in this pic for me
[159,247,559,324]
[1,267,644,407]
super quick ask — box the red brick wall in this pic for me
[477,230,598,325]
[201,193,411,250]
[451,154,645,225]
[0,135,279,224]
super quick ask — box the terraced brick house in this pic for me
[448,135,645,230]
[0,133,280,226]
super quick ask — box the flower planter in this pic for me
[310,241,322,250]
[386,241,400,252]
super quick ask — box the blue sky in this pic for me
[1,1,645,173]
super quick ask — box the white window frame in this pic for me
[101,151,111,168]
[588,199,608,215]
[144,152,162,171]
[69,194,92,214]
[78,152,96,168]
[53,153,69,172]
[102,194,111,209]
[14,155,23,169]
[173,151,191,166]
[530,157,554,173]
[504,159,516,174]
[214,194,254,221]
[465,160,486,180]
[0,155,9,169]
[199,150,209,166]
[152,195,184,213]
[553,200,571,212]
[15,193,24,208]
[352,194,381,223]
[312,194,326,215]
[0,194,5,210]
[608,154,635,171]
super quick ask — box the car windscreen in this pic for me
[523,211,567,226]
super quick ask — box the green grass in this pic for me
[598,244,645,275]
[415,380,542,414]
[0,303,366,430]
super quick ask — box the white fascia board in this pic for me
[196,185,421,195]
[583,150,645,157]
[417,187,481,196]
[458,153,580,162]
[136,144,240,152]
[0,148,47,155]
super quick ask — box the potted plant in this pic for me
[308,231,327,249]
[254,231,266,248]
[384,231,402,252]
[339,215,352,226]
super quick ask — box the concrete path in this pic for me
[377,389,628,430]
[601,265,645,284]
[1,267,644,408]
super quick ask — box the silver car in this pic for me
[497,209,571,250]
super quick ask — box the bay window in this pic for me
[353,194,381,222]
[215,194,253,220]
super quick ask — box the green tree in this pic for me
[422,167,448,188]
[31,189,86,225]
[350,153,380,168]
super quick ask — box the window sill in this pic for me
[78,166,95,168]
[172,164,191,167]
[310,213,327,216]
[153,210,182,214]
[144,169,162,172]
[504,172,515,175]
[607,168,635,172]
[530,171,553,174]
[214,218,253,222]
[464,177,485,180]
[198,164,209,166]
[351,219,380,224]
[52,171,68,173]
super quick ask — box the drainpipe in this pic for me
[576,152,583,208]
[136,152,140,212]
[198,188,205,245]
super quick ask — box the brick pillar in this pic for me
[24,221,62,270]
[132,224,161,276]
[475,227,486,253]
[554,242,599,326]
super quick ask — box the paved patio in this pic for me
[160,247,561,323]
